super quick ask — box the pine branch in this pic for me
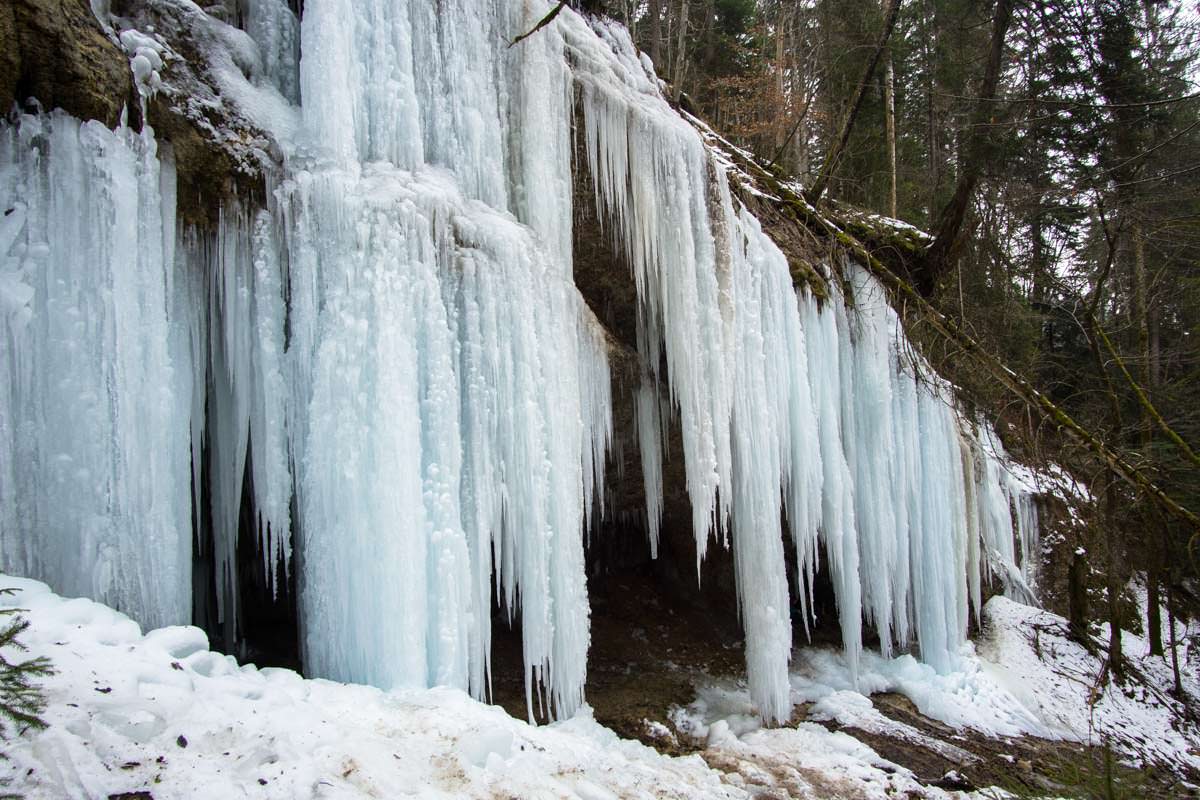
[0,595,53,737]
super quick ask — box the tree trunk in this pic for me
[1030,205,1047,303]
[1105,473,1124,679]
[884,50,897,218]
[1132,221,1165,658]
[804,0,903,205]
[924,0,1015,271]
[775,13,787,152]
[649,0,662,68]
[1133,221,1152,441]
[1147,567,1163,656]
[1168,580,1183,695]
[671,0,689,101]
[923,0,939,222]
[1068,548,1090,643]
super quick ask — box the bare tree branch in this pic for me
[510,1,569,49]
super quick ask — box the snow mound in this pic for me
[0,576,734,799]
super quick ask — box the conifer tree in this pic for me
[0,593,53,738]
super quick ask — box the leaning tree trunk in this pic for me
[884,49,898,218]
[804,0,902,206]
[924,0,1015,271]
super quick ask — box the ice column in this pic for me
[290,0,611,719]
[0,112,192,629]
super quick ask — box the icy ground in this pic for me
[1,575,1196,799]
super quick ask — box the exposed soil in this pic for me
[489,566,746,747]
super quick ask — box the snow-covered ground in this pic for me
[671,593,1200,789]
[1,575,1195,798]
[0,576,736,799]
[979,594,1200,774]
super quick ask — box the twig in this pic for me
[510,1,569,48]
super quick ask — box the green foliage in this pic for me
[0,592,53,738]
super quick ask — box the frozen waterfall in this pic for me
[1,0,1042,724]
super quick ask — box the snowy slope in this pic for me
[671,595,1200,785]
[977,595,1200,775]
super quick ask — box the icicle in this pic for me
[636,380,665,558]
[566,17,1047,703]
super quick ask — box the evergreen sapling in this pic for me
[0,590,52,738]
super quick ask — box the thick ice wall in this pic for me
[0,112,192,630]
[282,163,609,719]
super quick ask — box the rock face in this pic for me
[2,0,276,228]
[0,0,133,126]
[112,0,280,226]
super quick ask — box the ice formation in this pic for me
[572,18,1042,716]
[0,113,193,630]
[0,0,1043,724]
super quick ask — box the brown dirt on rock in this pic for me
[488,569,746,752]
[1,0,134,126]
